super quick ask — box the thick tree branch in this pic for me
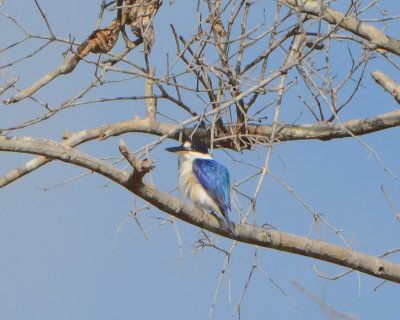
[1,135,400,284]
[372,71,400,104]
[0,116,175,188]
[279,0,400,55]
[2,107,400,188]
[0,136,130,183]
[248,109,400,141]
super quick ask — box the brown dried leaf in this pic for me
[77,29,119,57]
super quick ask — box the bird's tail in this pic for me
[221,211,237,237]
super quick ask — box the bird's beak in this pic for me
[165,145,185,153]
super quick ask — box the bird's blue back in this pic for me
[192,158,230,215]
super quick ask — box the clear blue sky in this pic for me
[1,1,400,319]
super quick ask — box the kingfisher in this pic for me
[166,140,237,237]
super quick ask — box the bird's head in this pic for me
[165,140,211,159]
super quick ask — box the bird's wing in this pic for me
[192,159,230,214]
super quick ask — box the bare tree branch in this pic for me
[292,281,361,320]
[3,53,81,105]
[372,70,400,104]
[247,109,400,141]
[2,3,400,316]
[279,0,400,55]
[2,106,400,188]
[1,135,400,284]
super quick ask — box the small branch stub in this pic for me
[119,139,155,178]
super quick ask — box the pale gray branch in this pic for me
[248,109,400,141]
[279,0,400,55]
[372,71,400,104]
[1,135,400,284]
[2,107,400,188]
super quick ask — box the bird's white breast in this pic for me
[179,158,221,215]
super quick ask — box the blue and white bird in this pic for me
[166,140,237,237]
